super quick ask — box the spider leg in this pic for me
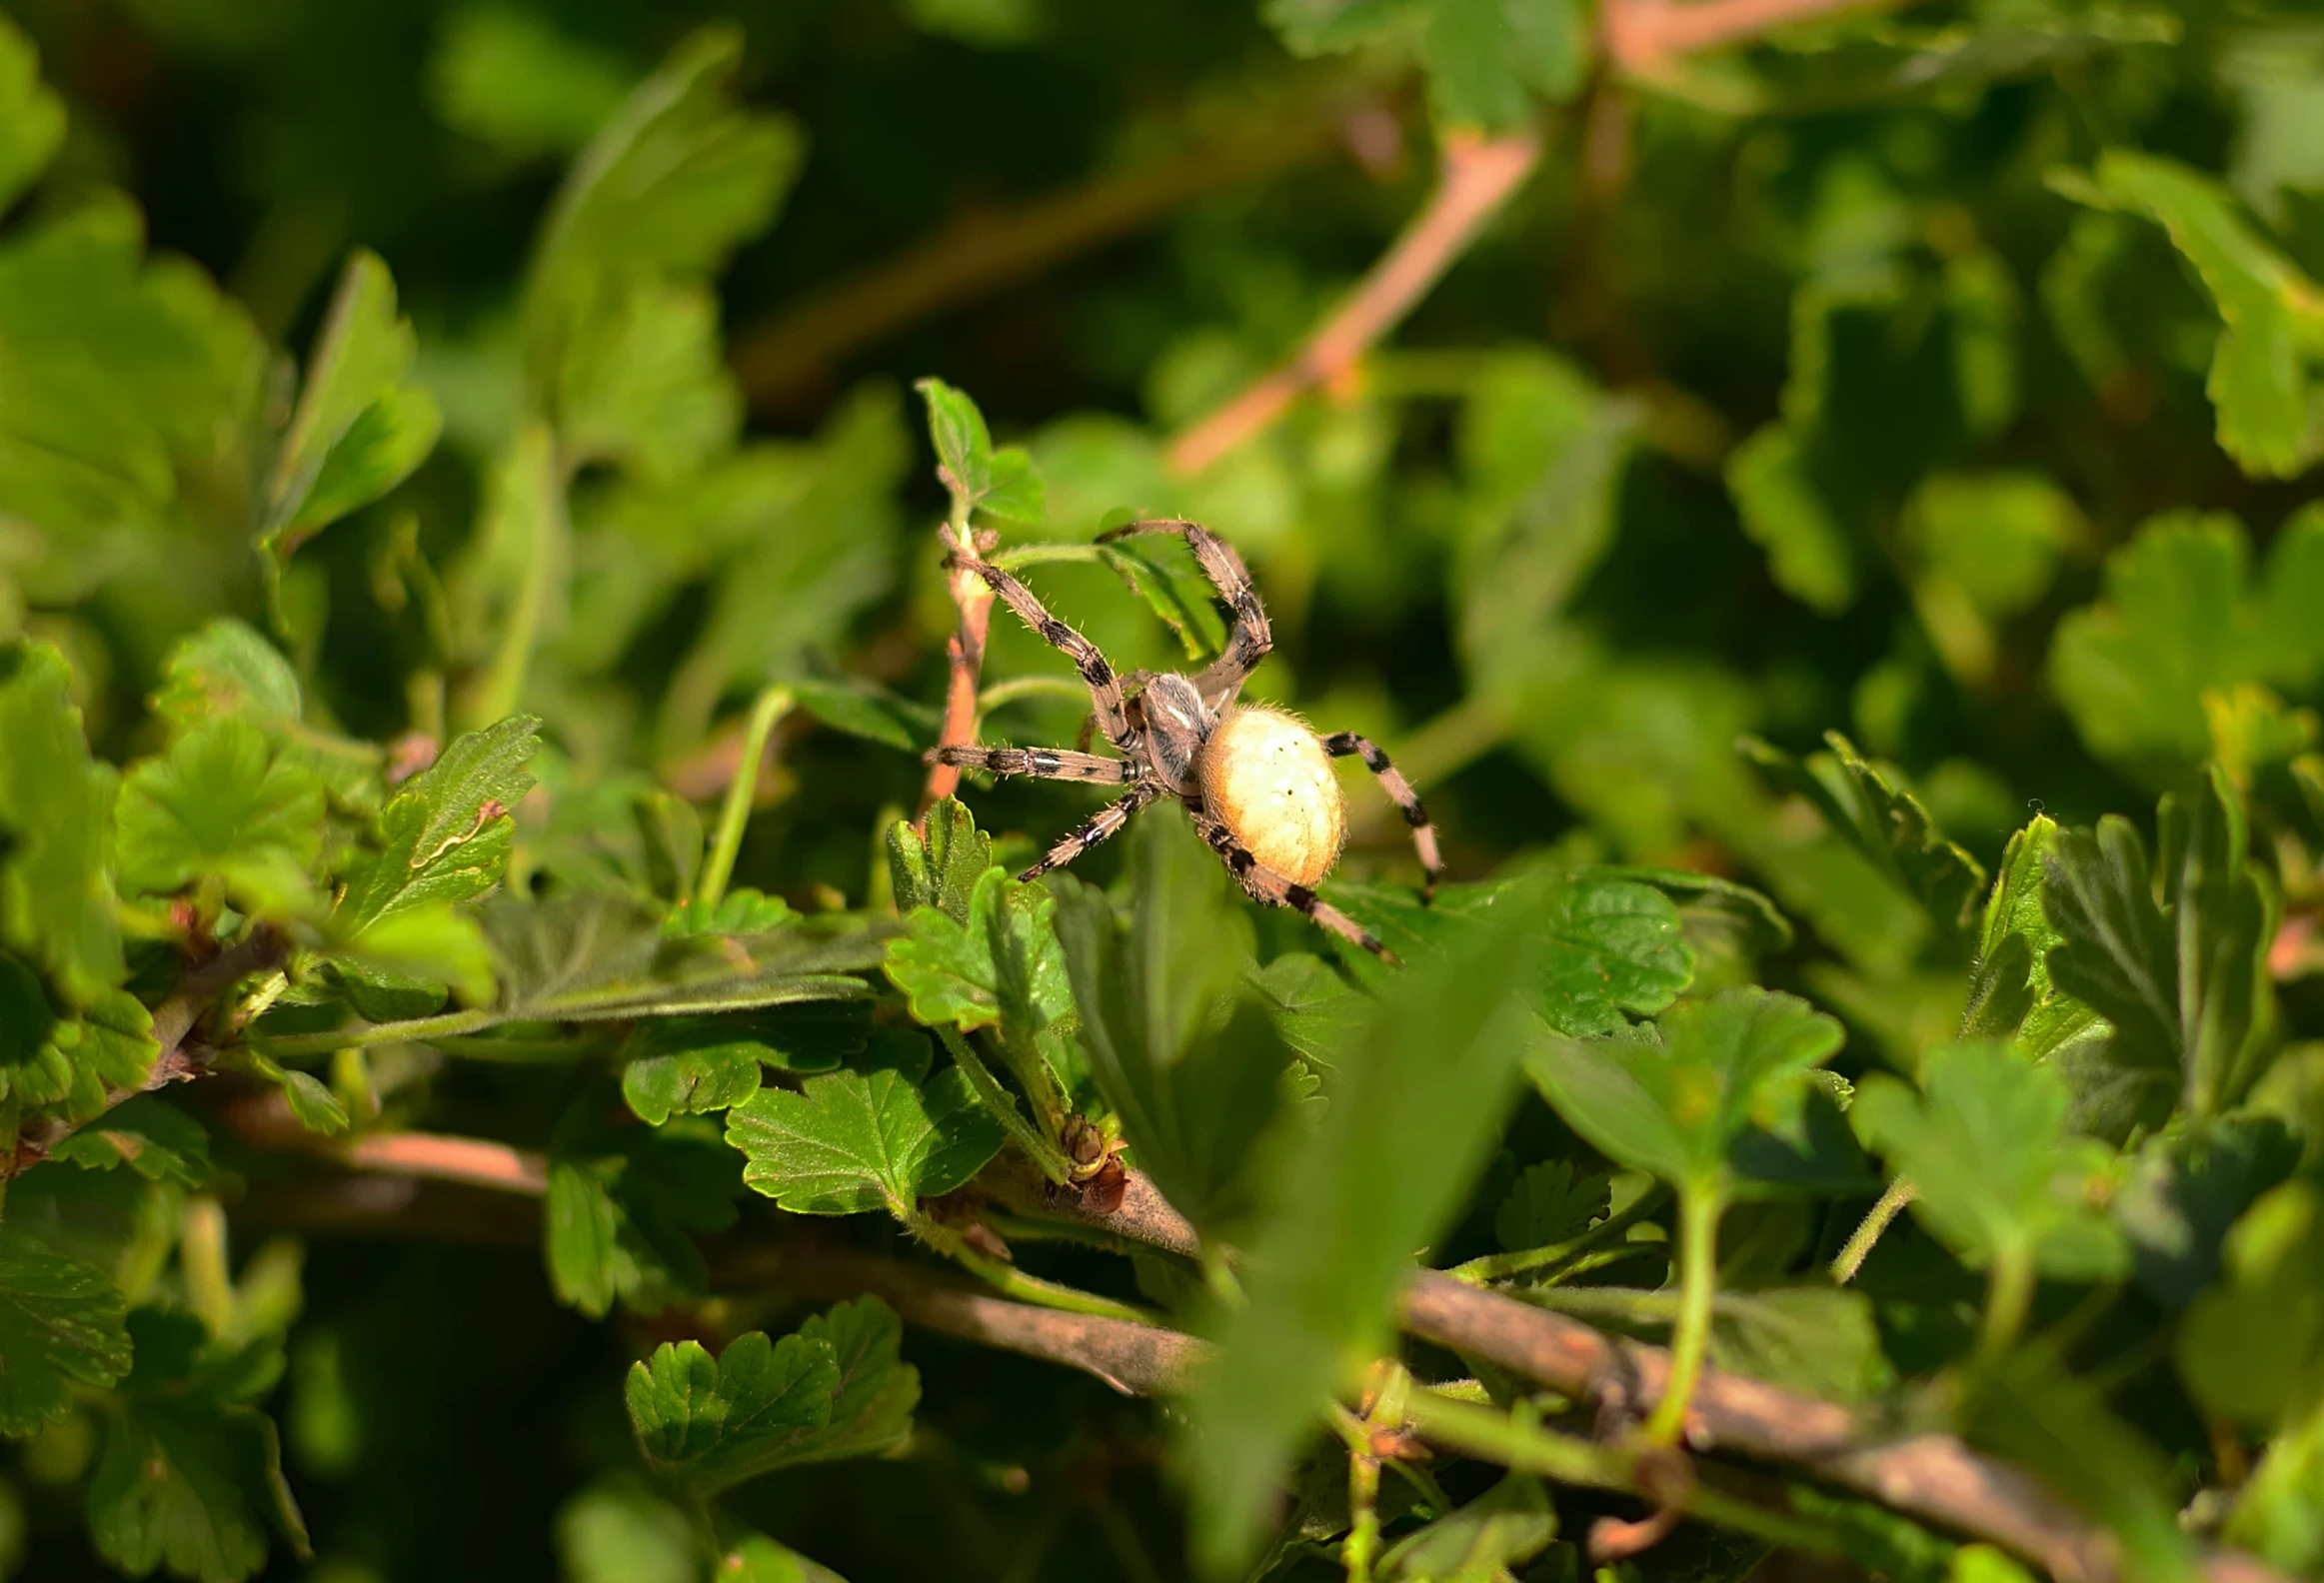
[927,744,1141,787]
[1187,809,1401,966]
[1320,732,1446,899]
[1096,520,1271,706]
[1020,786,1162,882]
[966,561,1139,752]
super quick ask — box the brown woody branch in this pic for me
[12,926,291,1173]
[1163,129,1542,476]
[733,99,1368,412]
[290,1137,2290,1583]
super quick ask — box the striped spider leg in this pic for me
[964,560,1140,753]
[1021,785,1163,881]
[1095,519,1271,707]
[1319,732,1445,899]
[1188,807,1399,966]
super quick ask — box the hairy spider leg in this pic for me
[1188,808,1400,966]
[1319,732,1445,899]
[1096,520,1272,705]
[928,744,1141,785]
[1020,785,1162,881]
[968,562,1140,752]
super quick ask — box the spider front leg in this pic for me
[1020,786,1162,882]
[966,562,1139,752]
[1188,809,1400,966]
[927,744,1141,787]
[1320,732,1445,899]
[1096,520,1271,706]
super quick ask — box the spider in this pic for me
[927,519,1443,964]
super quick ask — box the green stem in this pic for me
[909,1209,1158,1324]
[990,542,1104,571]
[1337,1413,1381,1583]
[995,1027,1068,1141]
[1644,1187,1722,1446]
[1400,1392,1841,1557]
[1976,1245,2036,1371]
[976,675,1092,716]
[260,1007,501,1060]
[1449,1182,1671,1285]
[698,683,795,912]
[1830,1179,1916,1285]
[936,1026,1074,1183]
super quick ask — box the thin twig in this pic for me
[732,99,1364,409]
[1164,129,1543,476]
[12,926,291,1172]
[1832,1179,1917,1284]
[697,683,794,910]
[1601,0,1906,74]
[342,1130,550,1195]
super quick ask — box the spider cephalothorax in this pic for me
[928,520,1442,963]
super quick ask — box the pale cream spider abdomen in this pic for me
[1197,708,1347,888]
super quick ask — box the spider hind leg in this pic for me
[1320,732,1444,899]
[1019,786,1161,882]
[1189,809,1400,966]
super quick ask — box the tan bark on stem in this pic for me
[1602,0,1907,74]
[1163,129,1543,477]
[919,524,997,820]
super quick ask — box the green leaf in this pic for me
[1535,1282,1891,1403]
[1727,424,1855,615]
[791,677,932,753]
[887,799,993,924]
[545,1108,739,1318]
[980,445,1045,526]
[552,277,738,482]
[2059,151,2324,478]
[1186,878,1555,1571]
[1098,536,1229,663]
[50,1096,212,1188]
[2047,510,2324,767]
[1418,0,1584,128]
[725,1063,1003,1217]
[0,643,123,1003]
[620,1016,784,1125]
[115,718,327,906]
[0,1224,132,1438]
[1965,815,2103,1060]
[1851,1041,2126,1279]
[0,960,156,1115]
[916,376,996,504]
[534,26,802,288]
[2176,1176,2324,1429]
[883,865,1075,1053]
[1527,985,1848,1199]
[86,1309,311,1583]
[1493,1158,1610,1253]
[152,620,302,734]
[1903,472,2081,684]
[333,901,497,1005]
[0,15,64,214]
[1528,872,1694,1036]
[1379,1473,1557,1581]
[555,1477,696,1583]
[335,715,541,933]
[261,251,439,561]
[663,887,796,938]
[625,1296,918,1494]
[427,7,636,159]
[1248,951,1367,1068]
[1051,808,1289,1231]
[1743,732,1986,947]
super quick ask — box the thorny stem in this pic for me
[935,1026,1075,1183]
[698,683,795,912]
[1643,1188,1721,1445]
[1831,1178,1917,1284]
[1164,129,1543,476]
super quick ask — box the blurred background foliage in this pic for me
[5,0,2324,1576]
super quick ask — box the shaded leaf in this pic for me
[1379,1473,1556,1581]
[888,799,993,925]
[1852,1041,2126,1279]
[546,1110,740,1319]
[0,643,123,1002]
[1493,1159,1610,1254]
[0,1225,131,1438]
[49,1096,211,1189]
[0,16,63,214]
